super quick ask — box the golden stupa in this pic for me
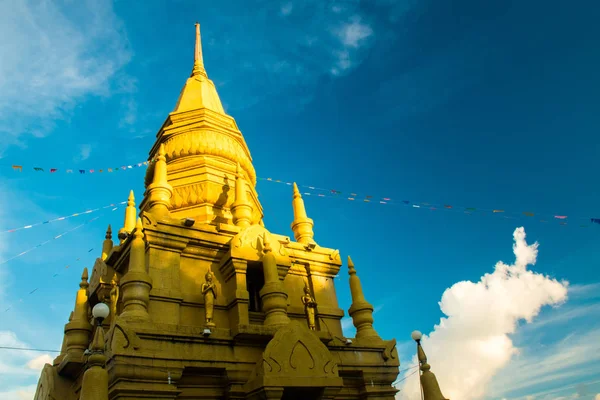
[33,23,401,400]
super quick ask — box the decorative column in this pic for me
[290,182,315,245]
[120,218,153,322]
[118,191,137,243]
[64,268,93,359]
[145,143,173,218]
[101,225,113,260]
[347,256,380,340]
[412,331,449,400]
[260,233,289,327]
[231,163,252,228]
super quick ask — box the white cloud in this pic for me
[335,17,373,48]
[0,385,38,400]
[0,0,131,152]
[280,2,293,16]
[77,144,92,162]
[26,354,53,370]
[0,331,55,400]
[397,227,569,400]
[118,97,138,129]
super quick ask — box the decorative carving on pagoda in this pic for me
[244,321,343,395]
[88,257,115,302]
[301,284,318,331]
[201,270,217,329]
[109,273,120,326]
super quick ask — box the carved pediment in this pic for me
[229,225,290,261]
[250,321,338,381]
[89,258,116,301]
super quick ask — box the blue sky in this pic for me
[0,0,599,399]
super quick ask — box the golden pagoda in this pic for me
[34,23,400,400]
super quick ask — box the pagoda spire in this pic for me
[192,22,206,77]
[347,256,380,340]
[141,23,262,225]
[63,268,93,360]
[173,23,225,114]
[231,163,253,228]
[101,224,113,260]
[260,233,289,327]
[290,183,315,246]
[145,143,173,218]
[120,218,152,322]
[412,331,449,400]
[118,191,137,243]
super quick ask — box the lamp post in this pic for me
[80,303,110,400]
[411,330,449,400]
[93,302,110,327]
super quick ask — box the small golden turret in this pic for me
[120,218,152,322]
[412,331,449,400]
[260,233,289,327]
[347,256,380,340]
[290,183,316,246]
[231,163,253,228]
[64,268,93,360]
[145,144,173,218]
[101,224,113,260]
[118,191,137,243]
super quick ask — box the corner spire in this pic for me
[101,224,113,260]
[347,256,380,340]
[118,190,137,243]
[232,163,253,228]
[145,143,173,218]
[291,182,316,246]
[192,22,206,77]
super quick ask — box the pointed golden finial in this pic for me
[192,22,207,77]
[119,190,137,243]
[232,162,252,227]
[291,182,315,246]
[80,267,89,289]
[102,224,113,260]
[120,217,152,322]
[348,255,357,275]
[260,231,289,326]
[146,143,173,218]
[411,331,449,400]
[347,256,380,340]
[134,217,144,239]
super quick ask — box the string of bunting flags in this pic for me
[1,201,126,234]
[257,177,600,228]
[3,162,599,228]
[0,207,120,267]
[6,160,153,174]
[1,208,122,312]
[3,245,95,313]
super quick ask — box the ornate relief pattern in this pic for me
[163,130,256,185]
[250,321,338,380]
[172,183,208,209]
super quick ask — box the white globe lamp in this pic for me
[92,302,110,325]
